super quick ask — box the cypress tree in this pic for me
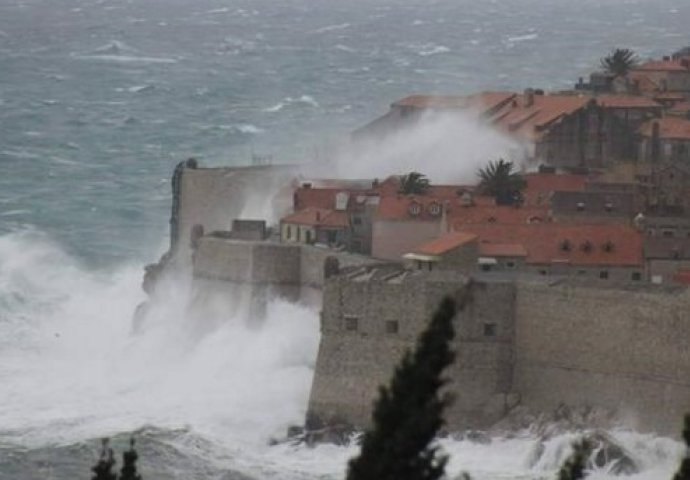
[346,294,461,480]
[558,439,592,480]
[673,414,690,480]
[91,439,117,480]
[120,437,143,480]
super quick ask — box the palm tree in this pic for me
[477,159,526,205]
[600,48,638,77]
[398,172,430,195]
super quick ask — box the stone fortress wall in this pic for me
[514,281,690,433]
[165,162,690,434]
[307,271,690,434]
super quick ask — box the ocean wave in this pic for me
[506,33,539,43]
[263,95,319,113]
[406,42,451,57]
[312,23,351,34]
[73,53,179,64]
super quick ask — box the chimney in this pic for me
[302,182,312,189]
[524,88,535,108]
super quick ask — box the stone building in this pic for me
[402,232,479,272]
[307,266,690,434]
[307,267,516,430]
[454,223,645,283]
[353,90,660,168]
[638,117,690,164]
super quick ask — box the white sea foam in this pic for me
[0,229,319,451]
[0,228,685,479]
[74,53,178,64]
[507,33,539,43]
[263,95,319,113]
[313,23,351,34]
[326,110,522,184]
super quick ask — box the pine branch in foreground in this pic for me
[346,295,461,480]
[558,439,592,480]
[673,414,690,480]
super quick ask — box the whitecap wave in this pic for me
[313,23,351,34]
[0,229,319,450]
[263,95,319,113]
[507,33,539,43]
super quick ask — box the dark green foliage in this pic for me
[558,439,592,480]
[399,172,431,195]
[673,414,690,480]
[120,438,143,480]
[346,295,461,480]
[600,48,638,76]
[91,439,117,480]
[477,159,526,205]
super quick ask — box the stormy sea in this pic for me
[0,0,688,478]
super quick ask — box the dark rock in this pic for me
[587,430,640,475]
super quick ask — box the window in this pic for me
[539,269,547,276]
[560,239,572,252]
[506,261,515,269]
[385,320,399,334]
[408,202,421,216]
[576,202,586,212]
[599,270,609,279]
[305,230,312,244]
[631,272,642,281]
[353,217,362,226]
[662,230,675,238]
[483,323,497,337]
[286,225,292,240]
[428,202,442,216]
[482,264,492,272]
[345,316,359,331]
[577,270,587,276]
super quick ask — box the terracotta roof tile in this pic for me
[488,93,592,141]
[638,117,690,140]
[636,60,690,72]
[670,101,690,113]
[410,232,478,256]
[376,195,446,221]
[521,172,592,206]
[455,223,643,267]
[393,92,516,116]
[281,207,349,228]
[625,71,660,93]
[449,205,550,227]
[479,243,527,257]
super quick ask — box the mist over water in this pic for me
[1,0,690,477]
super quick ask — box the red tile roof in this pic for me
[521,172,592,206]
[281,207,349,228]
[479,243,528,257]
[636,60,690,72]
[638,117,690,140]
[376,195,446,221]
[449,205,550,228]
[294,188,339,211]
[625,71,660,93]
[595,94,662,109]
[393,92,516,116]
[487,93,592,141]
[455,223,643,267]
[410,232,478,256]
[670,101,690,113]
